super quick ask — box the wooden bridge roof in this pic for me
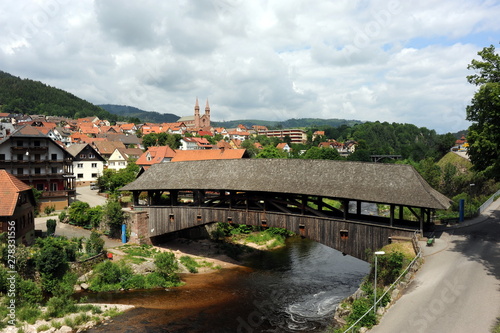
[121,159,452,210]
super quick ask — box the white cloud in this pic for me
[0,0,499,133]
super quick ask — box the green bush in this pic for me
[155,252,178,277]
[17,278,43,306]
[68,201,91,226]
[179,256,200,273]
[347,297,376,328]
[45,296,77,319]
[37,324,50,332]
[86,231,105,256]
[58,211,67,223]
[17,305,42,324]
[44,205,55,216]
[46,219,57,236]
[51,321,62,329]
[230,224,253,235]
[265,227,294,237]
[88,260,134,292]
[121,274,146,290]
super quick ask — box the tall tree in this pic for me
[466,44,500,179]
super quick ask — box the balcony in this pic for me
[11,146,49,153]
[41,190,68,198]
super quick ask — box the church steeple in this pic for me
[205,99,210,115]
[194,98,200,128]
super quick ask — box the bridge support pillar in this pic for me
[342,199,349,219]
[390,204,395,226]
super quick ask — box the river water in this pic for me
[85,236,369,333]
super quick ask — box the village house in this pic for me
[107,147,144,171]
[179,137,212,150]
[0,125,76,210]
[276,142,291,153]
[66,143,106,187]
[92,141,126,160]
[135,145,177,169]
[0,170,37,245]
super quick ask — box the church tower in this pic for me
[194,97,200,128]
[203,99,211,128]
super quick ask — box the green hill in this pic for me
[99,104,179,124]
[0,70,123,121]
[212,118,363,129]
[437,152,472,173]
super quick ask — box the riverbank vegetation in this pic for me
[211,222,295,257]
[0,232,133,331]
[329,242,417,332]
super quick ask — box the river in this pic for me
[84,236,370,333]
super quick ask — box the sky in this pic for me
[0,0,499,133]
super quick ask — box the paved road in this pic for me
[74,185,107,207]
[369,201,500,333]
[35,186,122,248]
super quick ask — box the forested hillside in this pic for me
[308,121,456,161]
[0,71,121,121]
[212,118,363,129]
[99,104,179,123]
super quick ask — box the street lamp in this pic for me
[374,251,385,314]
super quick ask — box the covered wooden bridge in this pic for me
[121,159,451,260]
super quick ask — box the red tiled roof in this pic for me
[0,170,31,216]
[171,149,247,162]
[276,143,289,150]
[120,123,136,130]
[136,146,177,166]
[93,141,126,154]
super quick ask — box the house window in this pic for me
[17,154,23,161]
[17,141,23,147]
[77,163,83,168]
[35,154,41,161]
[89,154,95,158]
[109,162,115,166]
[51,183,58,191]
[17,168,23,175]
[91,173,98,178]
[80,154,86,159]
[77,173,84,179]
[51,154,57,161]
[51,167,58,174]
[119,162,126,166]
[35,167,41,174]
[91,163,97,168]
[0,154,4,161]
[36,184,44,191]
[34,140,40,147]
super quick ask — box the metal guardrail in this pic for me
[478,189,500,214]
[343,231,422,333]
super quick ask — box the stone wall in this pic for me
[126,210,151,245]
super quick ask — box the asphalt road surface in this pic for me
[74,185,107,207]
[369,202,500,333]
[35,186,122,248]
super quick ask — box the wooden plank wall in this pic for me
[143,206,416,261]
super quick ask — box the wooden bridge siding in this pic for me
[143,206,415,261]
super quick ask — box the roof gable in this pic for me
[0,170,32,216]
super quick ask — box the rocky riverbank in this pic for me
[1,304,134,333]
